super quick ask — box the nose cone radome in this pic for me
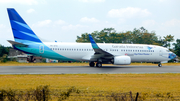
[169,52,176,59]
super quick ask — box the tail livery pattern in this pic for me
[7,8,76,61]
[7,8,42,43]
[88,34,99,49]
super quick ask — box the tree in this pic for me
[76,27,160,45]
[0,45,10,63]
[163,35,174,49]
[76,33,90,43]
[0,54,8,63]
[173,39,180,57]
[0,45,10,57]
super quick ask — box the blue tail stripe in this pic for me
[11,20,35,35]
[7,8,42,43]
[8,8,26,24]
[12,30,41,42]
[13,20,33,32]
[89,34,99,49]
[19,31,40,39]
[14,38,40,44]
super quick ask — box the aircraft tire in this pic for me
[89,62,95,67]
[96,62,102,67]
[158,63,162,67]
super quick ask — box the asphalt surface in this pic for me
[0,65,180,74]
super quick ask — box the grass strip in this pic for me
[0,73,180,100]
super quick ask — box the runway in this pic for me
[0,65,180,74]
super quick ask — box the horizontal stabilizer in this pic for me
[7,40,28,47]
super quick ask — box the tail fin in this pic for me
[7,8,42,43]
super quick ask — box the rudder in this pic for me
[7,8,42,43]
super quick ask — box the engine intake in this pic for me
[113,56,131,65]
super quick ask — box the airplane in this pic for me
[7,8,177,67]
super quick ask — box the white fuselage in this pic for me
[42,42,171,62]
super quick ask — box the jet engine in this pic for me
[113,56,131,65]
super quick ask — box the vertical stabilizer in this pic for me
[7,8,42,43]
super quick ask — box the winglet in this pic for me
[88,34,99,49]
[88,34,113,56]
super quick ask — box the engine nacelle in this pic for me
[113,56,131,65]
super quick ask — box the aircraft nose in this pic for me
[169,52,176,59]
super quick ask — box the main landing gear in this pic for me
[89,62,95,67]
[158,63,162,67]
[96,62,102,67]
[89,62,102,67]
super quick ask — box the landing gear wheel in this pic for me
[89,62,95,67]
[158,63,162,67]
[96,62,102,67]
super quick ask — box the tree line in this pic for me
[76,27,180,57]
[0,45,10,62]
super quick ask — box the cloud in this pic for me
[55,20,67,25]
[0,0,38,5]
[159,0,167,2]
[142,20,156,27]
[162,19,180,27]
[80,17,99,23]
[0,24,6,29]
[118,18,126,24]
[33,20,52,27]
[78,0,105,3]
[108,7,151,18]
[27,9,35,13]
[61,24,88,30]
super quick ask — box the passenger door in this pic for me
[39,45,44,54]
[159,48,163,56]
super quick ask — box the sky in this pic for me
[0,0,180,46]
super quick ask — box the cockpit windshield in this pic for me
[166,49,170,52]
